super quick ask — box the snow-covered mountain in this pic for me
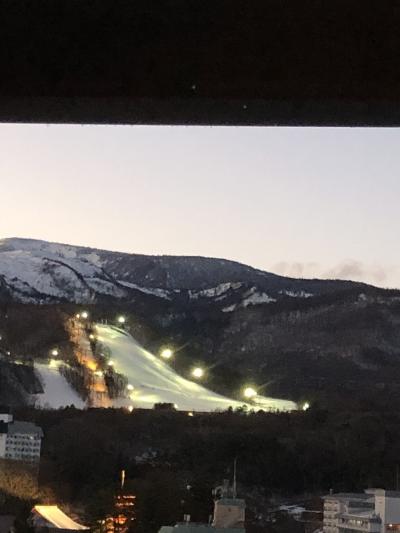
[0,237,366,306]
[0,238,170,304]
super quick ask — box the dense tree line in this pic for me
[0,404,398,533]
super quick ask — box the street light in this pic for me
[302,402,310,411]
[51,349,59,357]
[89,334,95,340]
[160,348,173,360]
[81,311,89,319]
[243,387,257,399]
[191,367,204,379]
[117,316,126,324]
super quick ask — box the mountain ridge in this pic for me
[0,237,370,305]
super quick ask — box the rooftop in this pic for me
[325,489,400,501]
[216,499,246,509]
[324,493,372,501]
[32,506,88,531]
[160,526,244,533]
[8,421,43,437]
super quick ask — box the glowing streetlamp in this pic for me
[117,316,126,324]
[160,348,173,360]
[51,349,59,357]
[302,402,310,411]
[243,387,257,399]
[75,313,81,319]
[128,405,134,413]
[81,311,89,319]
[191,367,204,379]
[89,334,95,340]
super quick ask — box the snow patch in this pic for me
[280,290,313,298]
[222,304,237,313]
[118,280,171,300]
[189,282,243,300]
[242,287,276,307]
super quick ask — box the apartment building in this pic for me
[323,489,400,532]
[0,407,43,463]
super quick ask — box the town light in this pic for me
[302,402,310,411]
[117,316,126,324]
[243,387,257,399]
[75,313,81,319]
[128,406,134,413]
[89,334,95,340]
[160,348,173,359]
[81,311,89,319]
[191,367,204,379]
[51,349,59,357]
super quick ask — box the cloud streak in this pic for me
[272,260,400,289]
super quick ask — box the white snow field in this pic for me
[96,324,296,413]
[34,362,86,409]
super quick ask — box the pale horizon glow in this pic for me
[1,124,400,288]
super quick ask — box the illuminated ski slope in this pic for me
[35,362,86,409]
[96,324,296,412]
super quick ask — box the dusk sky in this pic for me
[1,124,400,288]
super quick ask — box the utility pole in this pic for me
[233,457,237,498]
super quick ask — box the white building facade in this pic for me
[0,409,43,463]
[323,489,400,533]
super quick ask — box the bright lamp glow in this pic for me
[244,387,257,399]
[192,367,204,379]
[118,316,126,324]
[51,349,59,357]
[81,311,89,319]
[127,384,134,391]
[160,348,173,359]
[302,402,310,411]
